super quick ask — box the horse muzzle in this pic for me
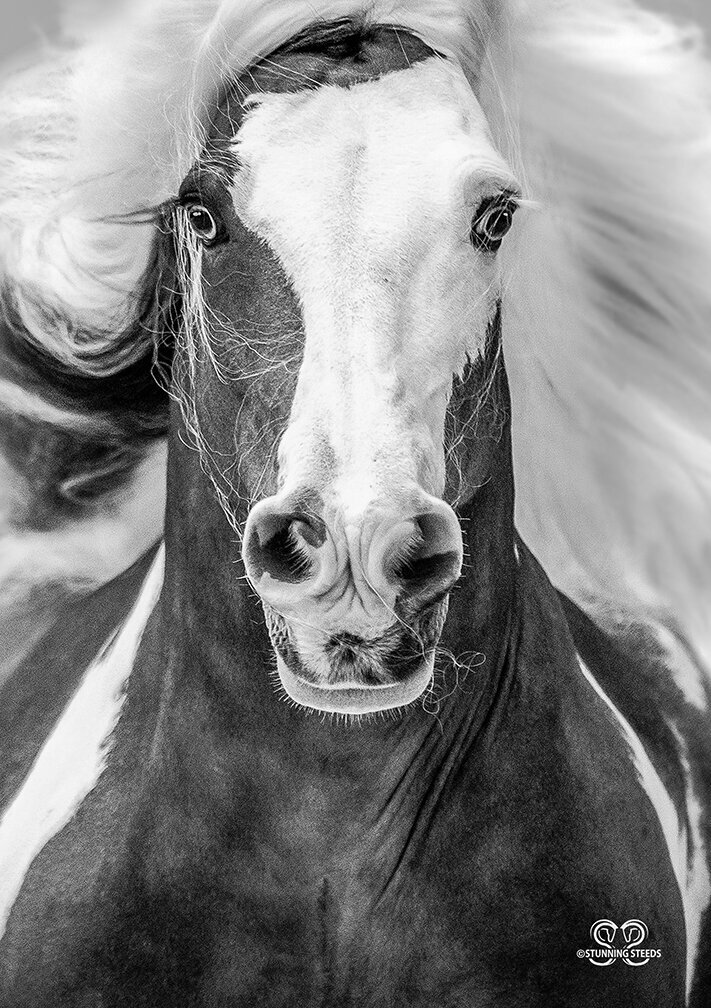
[242,490,462,714]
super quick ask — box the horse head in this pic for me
[164,21,520,716]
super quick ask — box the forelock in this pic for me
[197,18,441,181]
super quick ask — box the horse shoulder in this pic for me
[0,546,162,955]
[0,547,160,807]
[560,594,711,1004]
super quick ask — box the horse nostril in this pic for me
[245,509,325,585]
[259,520,312,584]
[387,511,463,605]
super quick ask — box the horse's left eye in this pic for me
[185,204,219,244]
[471,197,518,252]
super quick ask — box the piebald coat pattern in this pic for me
[0,10,709,1008]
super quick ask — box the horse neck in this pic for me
[147,386,519,813]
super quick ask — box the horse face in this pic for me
[174,56,520,715]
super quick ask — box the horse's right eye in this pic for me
[185,203,219,245]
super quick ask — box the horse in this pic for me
[1,1,711,1004]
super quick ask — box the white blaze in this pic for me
[231,58,518,510]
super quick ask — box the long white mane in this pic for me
[1,0,710,674]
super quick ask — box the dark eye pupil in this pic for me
[471,199,517,250]
[484,207,512,239]
[187,205,217,240]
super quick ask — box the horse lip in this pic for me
[275,654,434,714]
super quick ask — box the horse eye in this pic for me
[185,203,219,244]
[471,197,518,252]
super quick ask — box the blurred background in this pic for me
[1,0,60,61]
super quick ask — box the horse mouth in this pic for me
[275,655,436,714]
[263,603,448,715]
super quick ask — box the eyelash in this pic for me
[178,193,226,247]
[470,192,520,253]
[175,189,519,253]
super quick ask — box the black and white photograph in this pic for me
[0,0,710,1003]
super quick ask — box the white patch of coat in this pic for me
[654,624,708,714]
[667,722,711,1001]
[232,58,519,513]
[0,545,164,941]
[578,656,702,1001]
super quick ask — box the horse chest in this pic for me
[0,614,692,1006]
[163,798,685,1008]
[131,753,688,1005]
[0,749,688,1007]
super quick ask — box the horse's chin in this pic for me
[263,601,448,716]
[274,652,435,715]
